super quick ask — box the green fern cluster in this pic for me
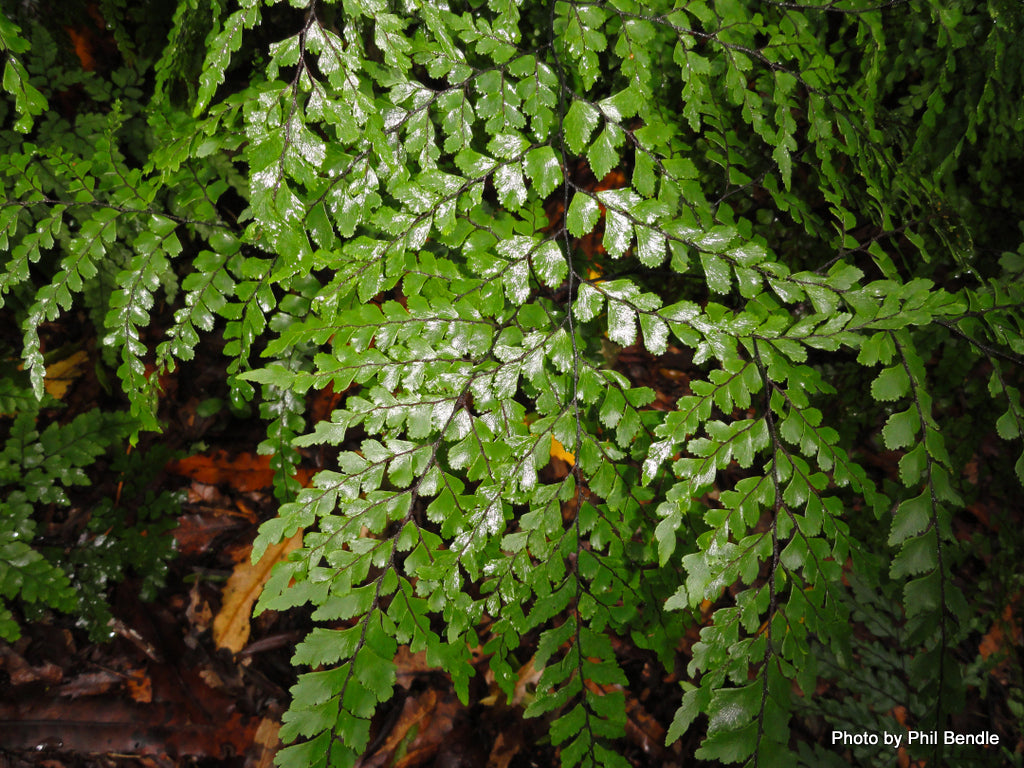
[0,371,179,642]
[2,0,1024,766]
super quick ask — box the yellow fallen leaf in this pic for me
[44,349,89,400]
[213,530,303,653]
[252,718,282,768]
[550,435,575,466]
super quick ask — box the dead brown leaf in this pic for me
[513,657,542,708]
[199,668,226,690]
[394,646,435,690]
[550,435,575,466]
[126,668,153,703]
[43,349,89,401]
[213,530,303,653]
[249,718,282,768]
[57,670,121,699]
[979,598,1023,684]
[486,730,522,768]
[624,686,666,759]
[186,580,214,634]
[360,690,460,768]
[0,645,62,687]
[0,698,257,759]
[174,512,244,556]
[360,690,440,768]
[167,450,315,493]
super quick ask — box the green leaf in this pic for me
[566,192,600,238]
[194,5,260,116]
[882,407,920,451]
[588,126,622,180]
[603,210,633,259]
[996,408,1020,440]
[904,569,942,619]
[494,163,527,210]
[574,282,604,322]
[639,312,669,355]
[871,365,910,402]
[607,300,637,347]
[636,226,666,267]
[667,686,706,745]
[898,442,928,486]
[888,491,932,546]
[523,146,562,198]
[698,683,762,761]
[857,332,895,366]
[700,253,731,294]
[564,99,600,155]
[533,241,567,288]
[891,530,938,578]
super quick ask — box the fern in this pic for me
[0,14,47,133]
[0,384,178,642]
[2,0,1024,766]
